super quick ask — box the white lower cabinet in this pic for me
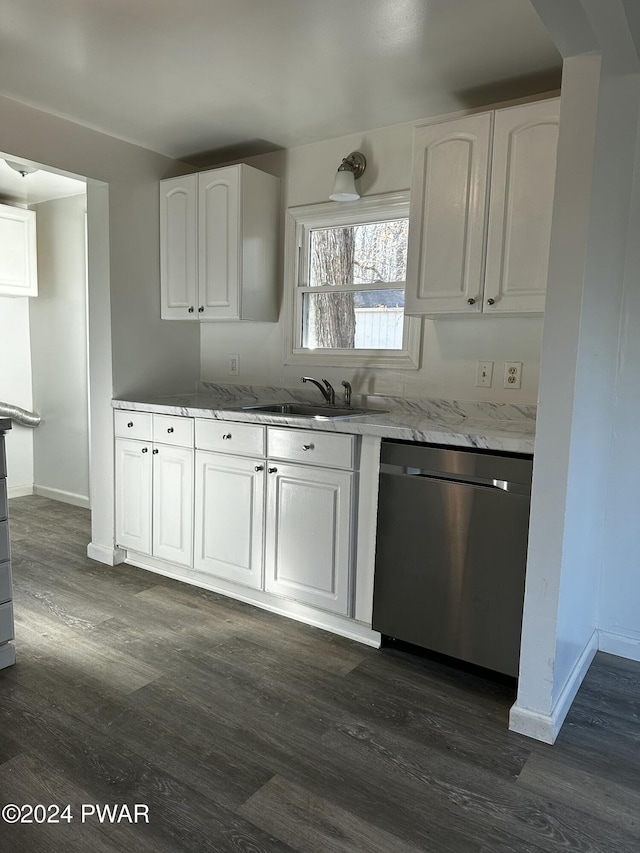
[115,413,359,624]
[264,462,353,616]
[115,436,194,568]
[194,450,265,589]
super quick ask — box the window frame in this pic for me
[283,191,422,369]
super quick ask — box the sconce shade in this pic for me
[330,169,360,202]
[329,151,366,201]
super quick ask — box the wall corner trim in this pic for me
[87,543,126,566]
[510,629,598,744]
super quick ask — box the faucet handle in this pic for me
[321,379,336,405]
[341,380,352,408]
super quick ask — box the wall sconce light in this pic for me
[329,151,366,201]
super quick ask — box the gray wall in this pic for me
[0,92,200,559]
[30,194,90,507]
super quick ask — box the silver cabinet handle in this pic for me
[152,448,159,454]
[188,306,195,313]
[255,465,264,472]
[268,467,278,474]
[222,433,231,440]
[167,427,174,433]
[141,447,148,453]
[467,298,476,305]
[198,306,204,313]
[487,298,496,305]
[127,421,134,428]
[302,444,313,451]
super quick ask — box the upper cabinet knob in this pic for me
[198,306,204,313]
[467,298,476,305]
[188,306,195,313]
[487,298,496,306]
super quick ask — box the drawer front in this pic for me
[153,414,194,447]
[0,479,6,521]
[0,562,11,605]
[0,601,13,643]
[268,428,355,469]
[195,419,265,457]
[0,520,9,563]
[114,410,152,441]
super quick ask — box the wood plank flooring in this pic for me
[1,495,639,852]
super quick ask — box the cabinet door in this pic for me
[484,100,560,314]
[160,175,198,319]
[198,166,240,320]
[194,451,264,588]
[405,113,492,315]
[265,463,353,615]
[152,445,194,567]
[115,438,152,554]
[0,204,38,297]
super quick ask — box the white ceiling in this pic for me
[0,0,561,164]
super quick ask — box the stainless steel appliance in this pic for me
[372,441,533,677]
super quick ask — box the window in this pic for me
[284,192,421,368]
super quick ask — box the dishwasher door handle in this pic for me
[379,463,531,495]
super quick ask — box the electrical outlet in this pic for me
[475,361,493,387]
[503,361,522,389]
[228,354,239,376]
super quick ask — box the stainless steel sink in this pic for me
[228,403,385,420]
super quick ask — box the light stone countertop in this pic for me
[113,383,536,454]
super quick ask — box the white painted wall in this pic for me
[200,118,545,404]
[0,92,199,561]
[0,296,34,495]
[598,1,640,660]
[29,193,90,507]
[512,0,640,743]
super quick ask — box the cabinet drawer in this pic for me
[195,419,265,457]
[0,479,6,521]
[114,410,152,441]
[268,428,355,470]
[0,520,9,563]
[153,414,194,447]
[0,601,13,643]
[0,562,11,605]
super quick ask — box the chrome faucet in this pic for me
[301,376,336,405]
[341,380,352,408]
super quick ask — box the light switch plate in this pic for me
[475,361,493,387]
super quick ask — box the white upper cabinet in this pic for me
[405,113,492,315]
[160,174,198,319]
[0,203,38,298]
[405,99,560,317]
[160,164,279,321]
[484,100,560,314]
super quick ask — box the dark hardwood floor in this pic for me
[1,495,639,852]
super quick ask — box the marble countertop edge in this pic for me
[112,394,535,455]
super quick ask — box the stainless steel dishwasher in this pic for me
[372,440,533,678]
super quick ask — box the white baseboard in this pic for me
[0,642,16,670]
[599,630,640,661]
[34,484,90,509]
[509,629,598,744]
[126,551,382,648]
[7,484,34,499]
[87,543,127,566]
